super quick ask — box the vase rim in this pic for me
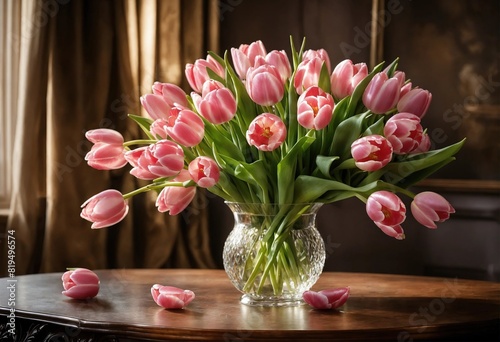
[224,202,323,214]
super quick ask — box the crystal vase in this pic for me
[222,202,326,306]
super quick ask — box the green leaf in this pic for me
[363,116,385,136]
[394,158,455,188]
[205,128,245,161]
[318,62,331,94]
[128,114,154,139]
[206,67,226,85]
[277,134,316,204]
[316,155,340,178]
[235,160,270,201]
[382,139,466,187]
[293,176,381,203]
[384,57,400,77]
[329,112,370,160]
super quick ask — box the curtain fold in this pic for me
[2,0,218,275]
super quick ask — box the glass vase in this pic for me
[222,202,326,307]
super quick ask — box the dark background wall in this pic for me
[210,0,500,281]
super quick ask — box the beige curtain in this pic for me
[2,0,218,275]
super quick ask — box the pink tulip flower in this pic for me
[231,40,267,79]
[351,135,393,171]
[330,59,368,99]
[302,287,350,310]
[80,189,129,229]
[146,140,185,178]
[246,113,287,151]
[85,144,128,170]
[197,87,237,124]
[85,129,127,170]
[62,268,100,299]
[201,79,225,97]
[152,82,189,108]
[185,55,225,93]
[156,170,196,215]
[362,72,404,114]
[150,119,169,139]
[166,106,205,147]
[151,284,195,309]
[188,156,220,188]
[374,222,405,240]
[384,113,424,154]
[263,50,292,83]
[397,88,432,118]
[85,128,125,145]
[411,192,455,229]
[140,93,170,120]
[366,191,406,227]
[413,132,431,154]
[294,57,325,95]
[245,64,285,106]
[297,86,335,130]
[399,81,413,99]
[124,147,158,180]
[302,49,331,74]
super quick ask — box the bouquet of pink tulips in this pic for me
[81,37,464,295]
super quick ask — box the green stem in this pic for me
[123,139,157,148]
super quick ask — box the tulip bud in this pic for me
[297,86,335,130]
[362,72,403,114]
[264,50,292,83]
[302,49,331,73]
[185,55,225,93]
[411,192,455,229]
[140,94,170,120]
[245,64,285,106]
[330,59,368,99]
[62,268,100,299]
[85,129,127,170]
[198,87,237,124]
[231,40,267,79]
[166,107,205,147]
[80,190,129,229]
[85,129,124,145]
[294,57,325,95]
[397,88,432,118]
[152,82,189,108]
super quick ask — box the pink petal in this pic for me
[156,294,186,309]
[302,290,331,309]
[62,284,99,299]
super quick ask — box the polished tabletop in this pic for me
[0,269,499,341]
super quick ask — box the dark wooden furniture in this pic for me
[0,269,499,341]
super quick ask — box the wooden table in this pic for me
[0,269,499,341]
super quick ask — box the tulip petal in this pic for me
[303,290,331,309]
[62,284,100,299]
